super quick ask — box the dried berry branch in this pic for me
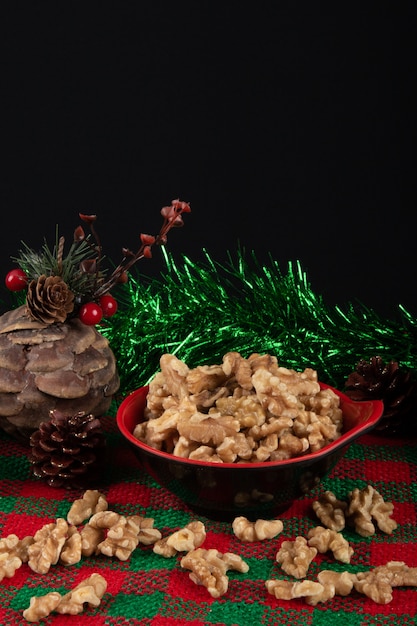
[92,199,191,299]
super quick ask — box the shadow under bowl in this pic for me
[116,384,384,521]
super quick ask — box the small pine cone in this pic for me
[29,410,106,488]
[344,356,417,435]
[26,274,75,324]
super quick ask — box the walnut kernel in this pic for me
[275,536,317,579]
[232,516,283,542]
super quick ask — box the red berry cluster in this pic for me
[78,295,118,326]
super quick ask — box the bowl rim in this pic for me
[116,383,384,469]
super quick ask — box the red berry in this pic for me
[5,268,28,291]
[99,294,118,317]
[79,302,103,325]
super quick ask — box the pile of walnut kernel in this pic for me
[0,490,162,622]
[134,352,344,462]
[0,484,414,618]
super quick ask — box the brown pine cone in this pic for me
[26,274,75,324]
[344,356,417,435]
[29,410,106,488]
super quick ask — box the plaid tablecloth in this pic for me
[1,414,416,625]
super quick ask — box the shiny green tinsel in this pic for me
[103,248,417,397]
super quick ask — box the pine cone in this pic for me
[26,274,75,324]
[29,410,106,488]
[344,356,417,435]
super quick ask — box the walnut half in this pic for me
[275,536,317,579]
[153,521,206,557]
[307,526,353,564]
[232,516,283,542]
[22,573,107,622]
[180,548,249,598]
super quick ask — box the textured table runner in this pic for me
[1,414,416,625]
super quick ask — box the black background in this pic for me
[1,3,416,320]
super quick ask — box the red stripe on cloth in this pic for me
[167,568,216,604]
[330,458,413,485]
[370,541,417,567]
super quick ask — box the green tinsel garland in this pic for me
[103,248,417,397]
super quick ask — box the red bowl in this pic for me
[117,383,384,520]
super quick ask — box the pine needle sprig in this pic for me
[12,232,104,299]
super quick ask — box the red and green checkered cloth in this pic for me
[1,415,416,625]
